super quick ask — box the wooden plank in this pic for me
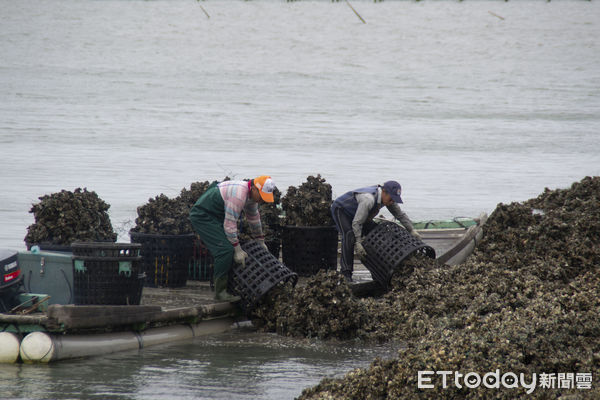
[44,303,238,330]
[47,305,163,330]
[147,306,203,323]
[48,305,161,318]
[0,313,49,325]
[201,302,238,318]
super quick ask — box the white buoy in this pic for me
[141,325,194,347]
[17,317,237,363]
[0,332,21,363]
[20,331,55,363]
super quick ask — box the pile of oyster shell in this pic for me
[257,176,600,399]
[251,271,368,340]
[131,180,214,235]
[281,174,334,226]
[24,188,117,246]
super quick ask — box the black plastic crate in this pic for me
[281,226,338,276]
[189,237,213,281]
[228,240,298,311]
[71,242,144,305]
[71,242,141,258]
[362,222,435,289]
[129,232,194,288]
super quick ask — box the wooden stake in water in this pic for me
[488,11,505,21]
[196,0,210,19]
[345,0,366,24]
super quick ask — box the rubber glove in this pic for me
[256,238,269,251]
[411,230,422,240]
[233,245,248,267]
[355,242,367,258]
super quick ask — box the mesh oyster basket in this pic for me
[71,242,145,305]
[281,225,338,276]
[362,222,435,289]
[129,232,194,288]
[228,240,298,311]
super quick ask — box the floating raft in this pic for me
[0,213,487,364]
[0,282,243,364]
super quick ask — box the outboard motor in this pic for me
[0,249,23,312]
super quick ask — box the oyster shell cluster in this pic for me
[131,180,213,235]
[281,174,334,226]
[24,188,117,246]
[251,271,368,340]
[133,178,284,240]
[261,176,600,399]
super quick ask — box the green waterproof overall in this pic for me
[189,182,234,280]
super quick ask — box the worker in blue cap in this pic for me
[330,180,421,282]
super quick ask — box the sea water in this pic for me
[1,0,599,398]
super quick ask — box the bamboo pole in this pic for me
[345,0,366,24]
[488,11,505,20]
[196,0,210,19]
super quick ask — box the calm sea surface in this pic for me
[1,0,599,398]
[0,331,403,399]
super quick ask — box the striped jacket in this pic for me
[218,180,263,246]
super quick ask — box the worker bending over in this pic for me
[331,180,420,282]
[190,176,276,301]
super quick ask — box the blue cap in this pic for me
[383,181,403,203]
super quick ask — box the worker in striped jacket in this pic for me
[190,176,276,301]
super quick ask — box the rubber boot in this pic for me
[214,275,240,302]
[342,273,353,283]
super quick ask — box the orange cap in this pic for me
[254,176,276,203]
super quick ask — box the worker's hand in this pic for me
[256,238,269,251]
[411,230,422,240]
[233,246,248,268]
[355,242,367,258]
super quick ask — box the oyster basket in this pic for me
[189,237,213,281]
[129,232,194,288]
[228,240,298,311]
[362,222,435,289]
[281,225,338,276]
[71,242,145,305]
